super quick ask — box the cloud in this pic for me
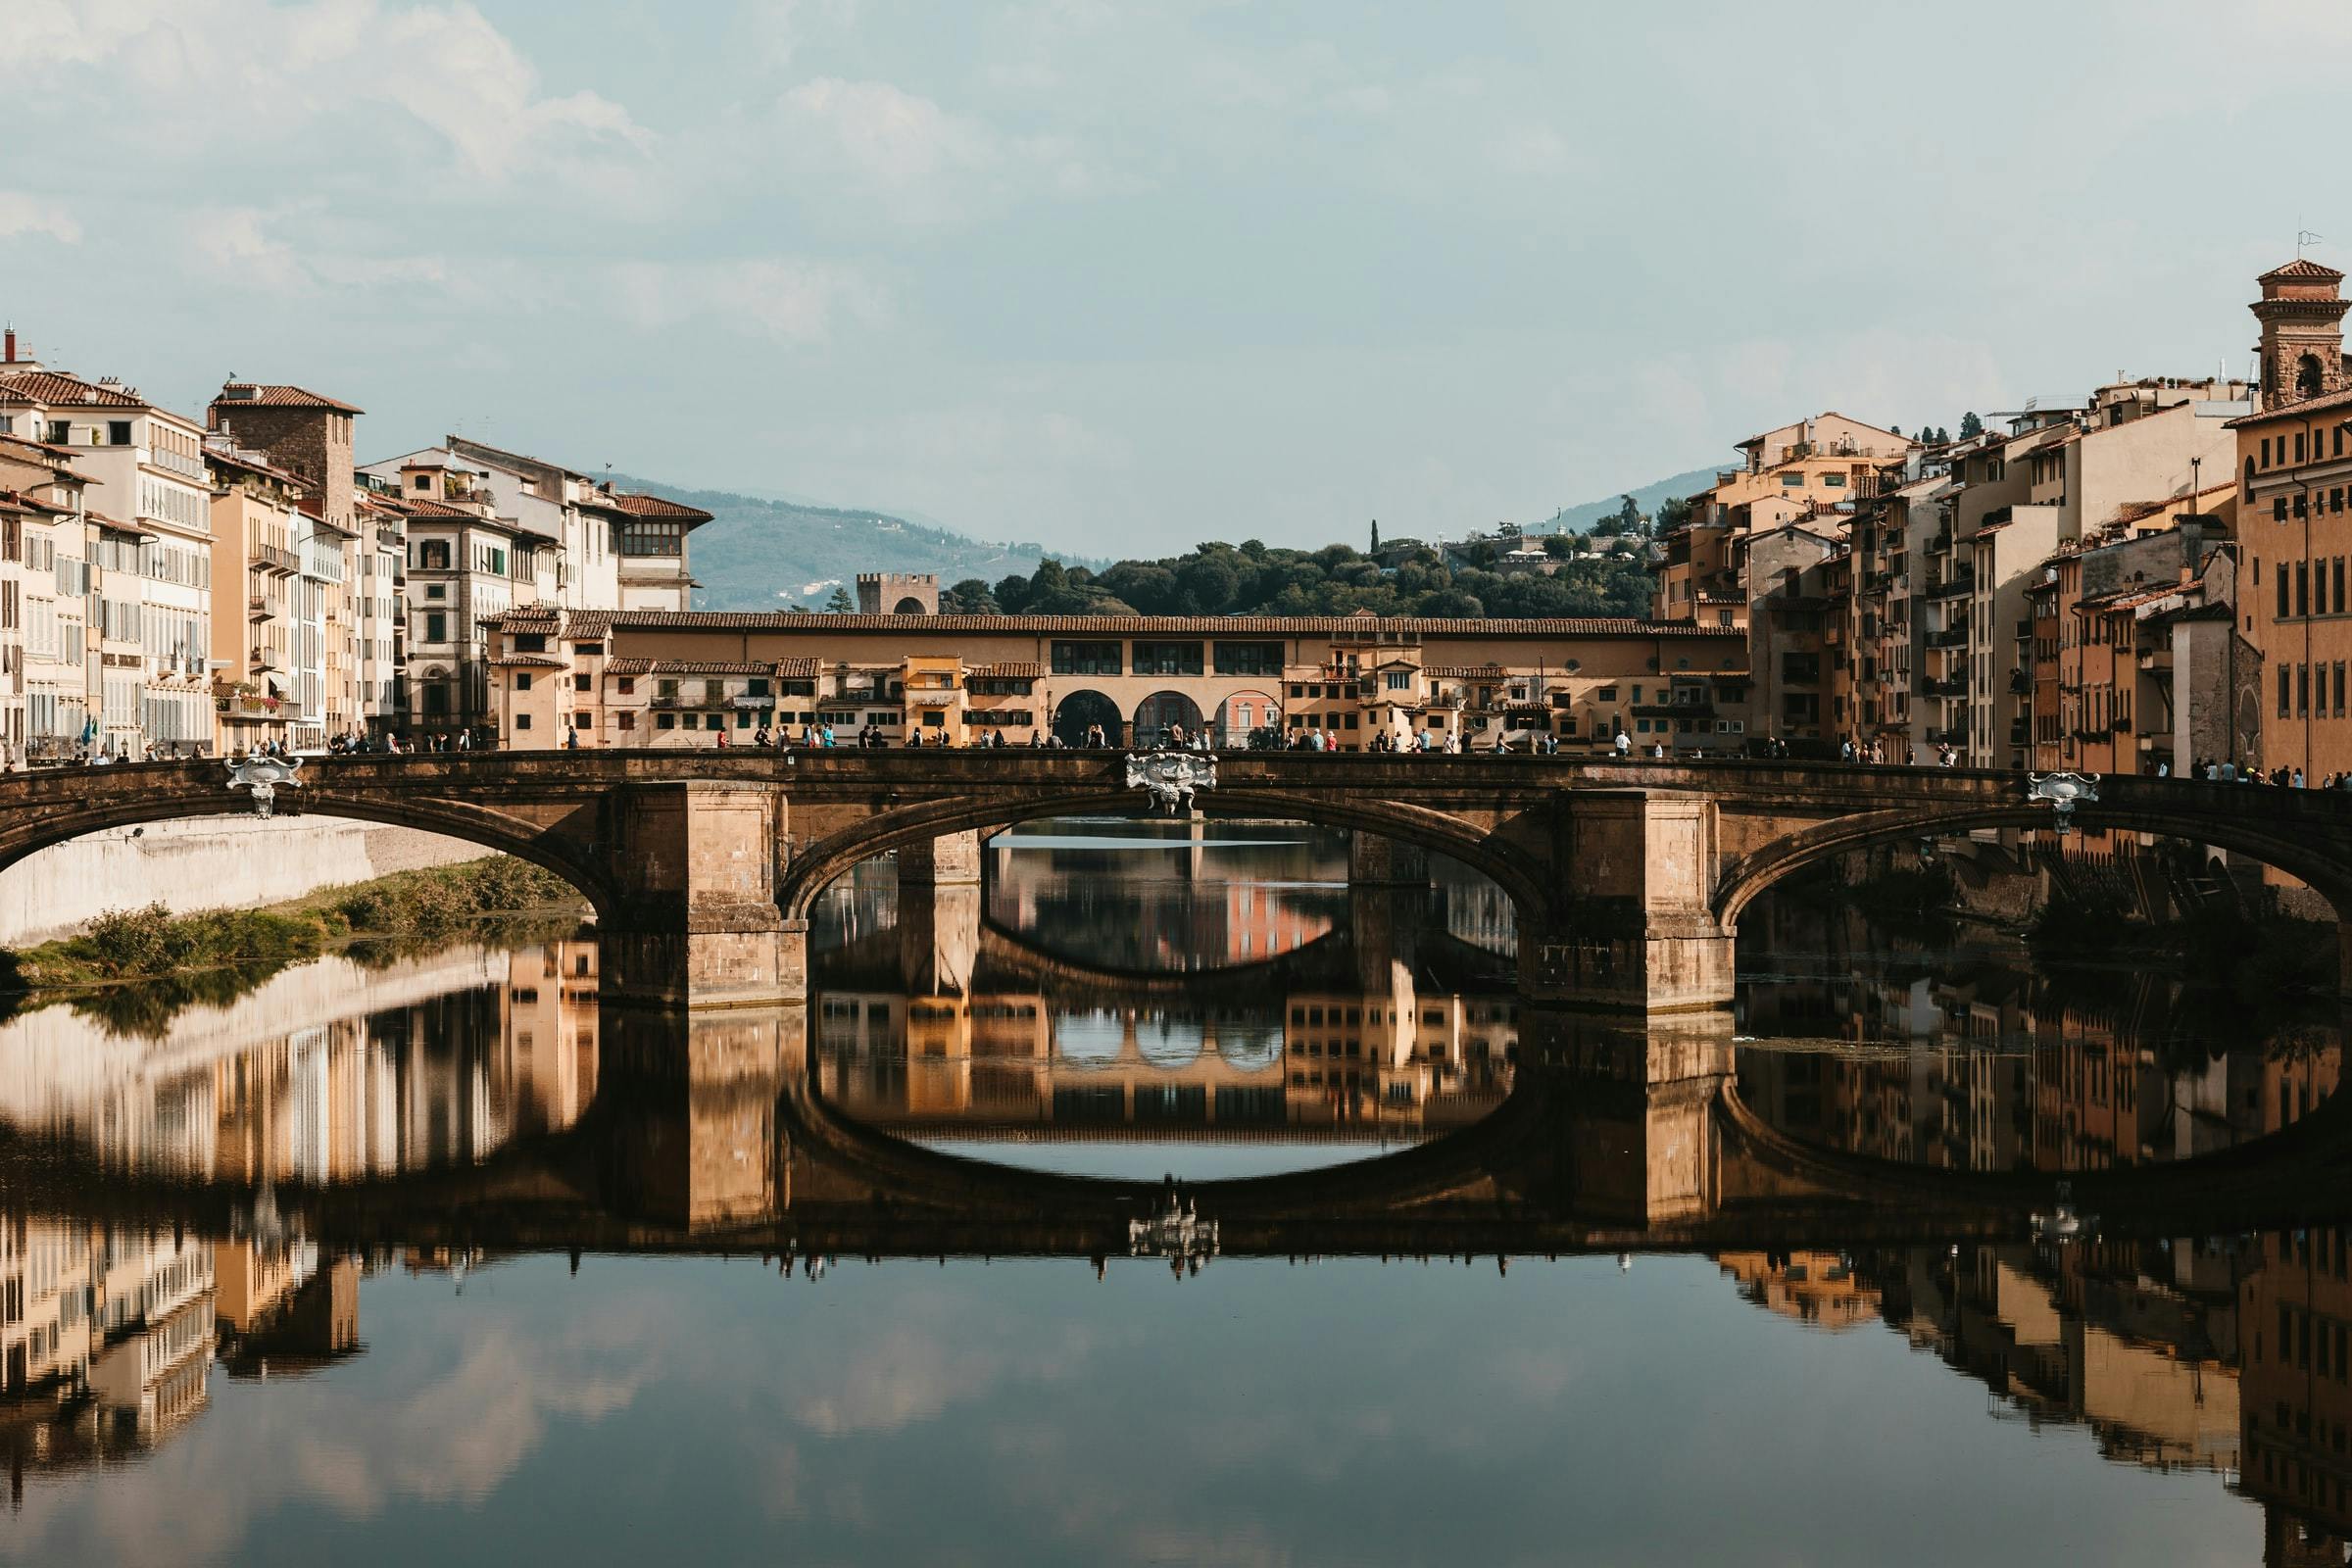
[2,0,650,187]
[0,192,81,244]
[612,258,889,347]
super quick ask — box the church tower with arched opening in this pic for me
[2252,257,2350,409]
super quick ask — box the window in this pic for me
[1780,472,1804,487]
[2278,664,2290,717]
[617,712,636,731]
[1595,685,1617,702]
[575,641,605,656]
[514,633,547,652]
[1212,641,1284,676]
[1131,641,1203,675]
[2299,662,2310,717]
[416,540,451,569]
[657,712,675,729]
[619,519,684,557]
[1385,671,1410,690]
[573,673,590,691]
[515,713,532,730]
[1051,640,1122,675]
[2281,570,2293,620]
[414,472,431,491]
[423,612,447,642]
[1822,472,1846,487]
[615,676,635,695]
[515,673,532,692]
[2264,437,2274,467]
[2299,562,2311,618]
[107,420,131,446]
[2278,497,2291,522]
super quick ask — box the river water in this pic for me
[0,821,2345,1566]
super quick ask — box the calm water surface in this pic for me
[1,824,2347,1566]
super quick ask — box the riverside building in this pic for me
[481,608,1753,753]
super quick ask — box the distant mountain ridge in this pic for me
[606,474,1067,612]
[1536,466,1720,533]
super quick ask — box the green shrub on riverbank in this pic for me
[0,858,587,996]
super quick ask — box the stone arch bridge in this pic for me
[7,753,2349,1009]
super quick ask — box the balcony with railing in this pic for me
[1926,569,1976,599]
[250,541,299,574]
[1923,676,1969,698]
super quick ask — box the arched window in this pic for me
[2300,353,2327,399]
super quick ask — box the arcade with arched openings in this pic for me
[1134,691,1205,747]
[1052,690,1124,747]
[1214,691,1281,747]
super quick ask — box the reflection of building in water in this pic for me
[1717,1251,1881,1331]
[0,943,599,1183]
[1738,889,2343,1174]
[983,827,1345,973]
[816,987,1512,1139]
[1838,1241,2242,1482]
[2238,1227,2352,1552]
[1426,858,1517,958]
[1,1213,367,1500]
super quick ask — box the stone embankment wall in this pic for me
[0,815,496,946]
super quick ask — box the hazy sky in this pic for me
[0,1,2335,554]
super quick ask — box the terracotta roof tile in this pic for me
[0,369,145,409]
[542,611,1741,638]
[2262,258,2345,282]
[488,654,566,668]
[971,662,1043,678]
[2225,384,2352,428]
[602,658,818,677]
[212,382,365,415]
[608,491,713,522]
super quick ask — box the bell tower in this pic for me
[2252,257,2349,408]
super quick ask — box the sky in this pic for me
[0,0,2340,556]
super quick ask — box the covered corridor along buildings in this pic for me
[482,608,1754,753]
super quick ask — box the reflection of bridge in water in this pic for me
[17,1002,2352,1265]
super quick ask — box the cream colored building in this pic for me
[485,608,1754,754]
[0,344,215,759]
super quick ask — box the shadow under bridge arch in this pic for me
[1711,802,2352,979]
[776,784,1555,931]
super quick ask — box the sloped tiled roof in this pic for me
[609,491,713,522]
[531,611,1742,638]
[0,369,144,408]
[2262,258,2345,282]
[213,382,365,415]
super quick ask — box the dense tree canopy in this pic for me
[991,537,1652,620]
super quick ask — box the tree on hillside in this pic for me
[824,584,855,613]
[1544,533,1575,561]
[1370,519,1381,553]
[942,578,999,613]
[1616,495,1643,534]
[1958,412,1984,439]
[1654,494,1692,535]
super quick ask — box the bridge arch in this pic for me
[781,784,1549,932]
[1714,802,2352,942]
[1133,690,1204,746]
[0,763,626,921]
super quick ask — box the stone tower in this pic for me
[2251,257,2350,409]
[207,382,363,529]
[856,571,939,614]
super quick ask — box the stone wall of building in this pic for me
[0,816,496,946]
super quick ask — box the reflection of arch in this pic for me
[1136,1017,1203,1068]
[1216,1024,1283,1070]
[893,596,928,614]
[1134,690,1204,745]
[1214,690,1279,746]
[1054,1010,1125,1065]
[1052,690,1122,747]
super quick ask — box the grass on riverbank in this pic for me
[0,858,590,1034]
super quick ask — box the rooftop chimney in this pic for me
[3,329,14,363]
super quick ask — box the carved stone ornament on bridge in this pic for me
[1124,750,1215,815]
[2024,770,2099,835]
[225,754,304,818]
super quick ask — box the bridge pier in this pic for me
[1518,794,1735,1012]
[898,880,981,996]
[599,781,796,1009]
[898,830,982,888]
[1348,831,1429,887]
[1519,1008,1736,1224]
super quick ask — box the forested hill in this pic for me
[969,539,1652,620]
[1539,466,1719,533]
[607,474,1060,612]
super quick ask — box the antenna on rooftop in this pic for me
[2300,228,2326,257]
